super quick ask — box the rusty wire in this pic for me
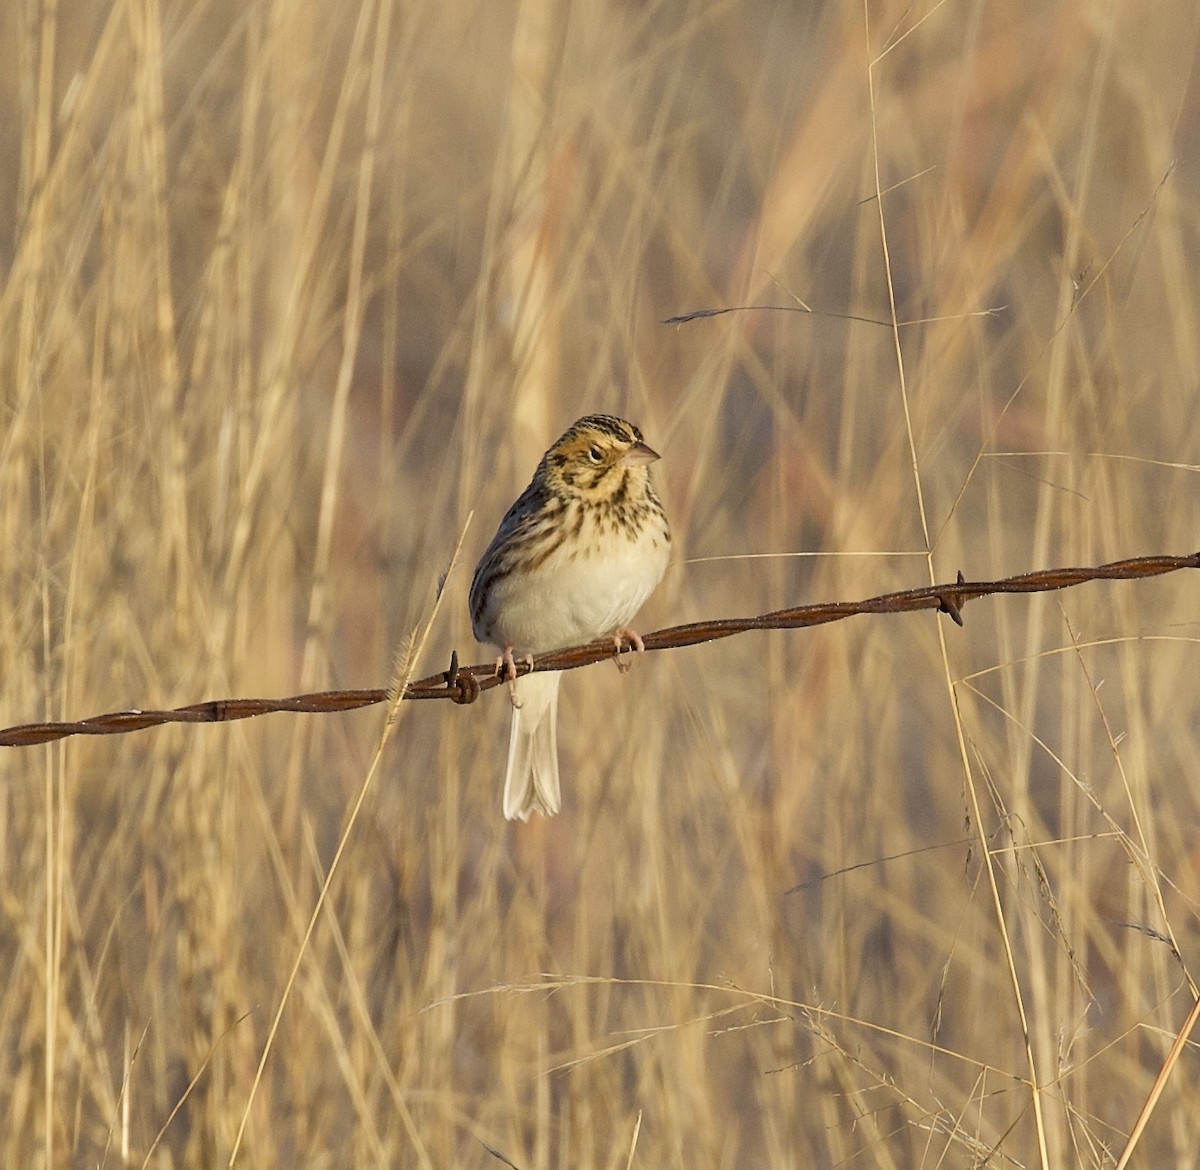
[0,551,1195,749]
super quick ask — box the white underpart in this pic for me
[478,514,669,657]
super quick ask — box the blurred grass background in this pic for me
[2,0,1200,1165]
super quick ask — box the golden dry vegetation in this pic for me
[2,0,1200,1166]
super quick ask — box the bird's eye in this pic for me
[587,444,604,463]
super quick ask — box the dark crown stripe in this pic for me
[567,414,642,444]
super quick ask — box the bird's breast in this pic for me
[477,511,669,656]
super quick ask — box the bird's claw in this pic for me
[495,647,533,707]
[612,628,646,674]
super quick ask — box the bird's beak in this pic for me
[623,441,660,467]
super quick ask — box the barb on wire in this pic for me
[0,551,1195,749]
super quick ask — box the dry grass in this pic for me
[2,0,1200,1166]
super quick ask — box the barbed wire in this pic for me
[0,551,1195,749]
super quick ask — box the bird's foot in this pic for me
[611,628,646,674]
[495,646,534,707]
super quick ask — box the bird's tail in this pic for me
[503,671,562,820]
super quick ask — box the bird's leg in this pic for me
[611,628,646,674]
[495,646,533,707]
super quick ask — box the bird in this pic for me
[469,414,671,820]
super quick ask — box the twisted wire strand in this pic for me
[1,551,1195,748]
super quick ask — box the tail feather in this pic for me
[503,672,561,820]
